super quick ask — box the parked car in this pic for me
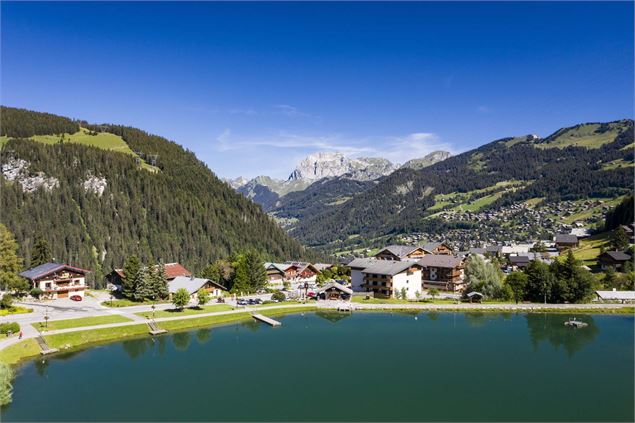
[306,292,316,298]
[70,295,82,302]
[236,299,247,306]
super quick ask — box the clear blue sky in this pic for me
[2,1,633,179]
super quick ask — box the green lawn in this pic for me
[602,159,634,171]
[102,299,170,308]
[573,232,612,266]
[135,304,232,318]
[0,339,41,365]
[33,314,132,331]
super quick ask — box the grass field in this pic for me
[1,128,160,172]
[32,314,132,331]
[573,232,612,266]
[0,339,41,365]
[135,304,233,318]
[536,123,621,149]
[602,159,634,171]
[102,299,170,308]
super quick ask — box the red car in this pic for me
[70,295,83,302]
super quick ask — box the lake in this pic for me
[2,312,633,421]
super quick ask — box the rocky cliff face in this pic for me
[287,152,397,182]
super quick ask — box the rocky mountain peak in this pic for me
[287,152,397,182]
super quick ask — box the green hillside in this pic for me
[0,106,316,284]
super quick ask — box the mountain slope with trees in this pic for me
[0,107,317,285]
[290,120,634,250]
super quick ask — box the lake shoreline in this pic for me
[1,302,632,368]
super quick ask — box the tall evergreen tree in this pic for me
[612,227,629,251]
[122,256,141,299]
[132,267,152,301]
[230,254,250,294]
[152,262,169,299]
[31,236,52,267]
[245,250,267,292]
[0,224,27,293]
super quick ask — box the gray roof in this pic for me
[264,262,288,273]
[467,291,483,298]
[469,248,487,255]
[418,255,463,269]
[595,290,635,300]
[510,255,530,264]
[347,258,378,269]
[20,262,89,281]
[377,245,422,258]
[314,263,334,271]
[168,276,218,295]
[361,261,421,276]
[421,242,443,252]
[601,251,632,261]
[486,245,503,253]
[316,282,353,295]
[555,234,578,244]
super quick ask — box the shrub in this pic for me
[172,288,190,310]
[271,291,286,302]
[0,362,13,406]
[0,322,20,335]
[0,294,13,310]
[30,287,43,299]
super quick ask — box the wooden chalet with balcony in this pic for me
[20,262,90,299]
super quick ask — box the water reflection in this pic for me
[239,319,262,332]
[526,314,599,358]
[315,311,353,324]
[172,331,192,351]
[196,328,212,344]
[425,312,440,321]
[122,338,153,359]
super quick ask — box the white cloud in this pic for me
[214,129,456,168]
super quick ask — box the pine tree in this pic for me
[612,227,629,251]
[122,256,141,299]
[230,254,250,294]
[245,250,266,292]
[132,267,152,301]
[30,236,52,267]
[0,224,27,294]
[152,262,169,299]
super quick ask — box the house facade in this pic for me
[554,234,579,251]
[418,255,465,292]
[599,251,632,271]
[350,259,422,299]
[168,276,226,300]
[20,262,90,299]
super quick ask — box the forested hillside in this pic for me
[0,107,316,284]
[291,120,634,250]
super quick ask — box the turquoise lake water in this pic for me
[1,312,633,421]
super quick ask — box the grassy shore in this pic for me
[101,299,170,308]
[0,306,33,316]
[135,304,233,318]
[0,306,316,366]
[32,315,133,331]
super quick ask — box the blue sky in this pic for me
[2,1,633,179]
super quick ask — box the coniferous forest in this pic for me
[0,107,317,286]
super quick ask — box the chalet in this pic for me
[284,262,320,280]
[418,255,466,292]
[359,261,422,299]
[374,245,427,261]
[168,276,226,300]
[554,234,579,251]
[314,263,336,272]
[264,263,287,286]
[106,262,191,290]
[421,242,453,255]
[501,244,534,256]
[20,262,90,299]
[598,251,632,271]
[621,224,635,244]
[316,282,353,301]
[509,255,530,270]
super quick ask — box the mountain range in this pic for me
[228,150,451,211]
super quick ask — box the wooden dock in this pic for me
[252,314,282,326]
[36,335,59,355]
[148,321,167,335]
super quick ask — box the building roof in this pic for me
[361,260,421,276]
[376,245,423,259]
[314,263,335,271]
[417,255,463,269]
[595,290,635,301]
[20,262,90,281]
[555,234,578,244]
[264,262,288,273]
[316,282,353,295]
[163,262,192,279]
[347,258,378,269]
[509,255,530,265]
[110,262,191,280]
[168,276,221,295]
[469,248,487,255]
[421,242,447,252]
[600,251,632,262]
[466,291,484,298]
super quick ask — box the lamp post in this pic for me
[151,303,156,320]
[44,305,49,329]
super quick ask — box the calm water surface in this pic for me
[2,312,633,421]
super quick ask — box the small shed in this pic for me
[595,290,635,304]
[317,282,353,301]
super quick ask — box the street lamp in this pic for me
[44,305,49,329]
[151,303,156,320]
